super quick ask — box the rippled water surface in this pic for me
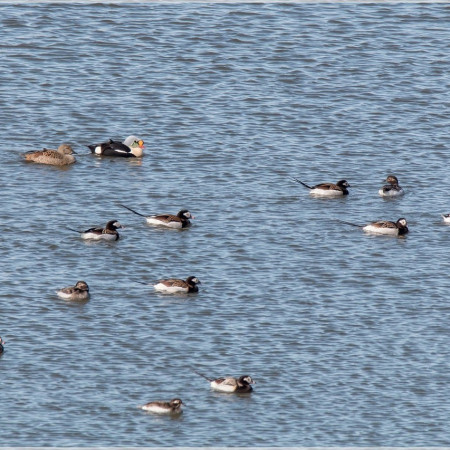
[1,2,450,446]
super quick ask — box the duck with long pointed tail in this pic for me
[139,398,184,415]
[22,144,76,166]
[67,220,123,241]
[120,204,194,229]
[291,177,351,197]
[194,371,255,393]
[87,136,144,157]
[154,276,201,294]
[338,217,408,236]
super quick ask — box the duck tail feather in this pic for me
[66,226,82,233]
[119,204,147,217]
[193,370,213,382]
[336,219,364,228]
[290,177,313,189]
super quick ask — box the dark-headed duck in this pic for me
[292,177,351,197]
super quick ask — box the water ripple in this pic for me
[1,2,450,447]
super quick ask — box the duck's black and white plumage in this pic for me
[0,337,4,354]
[442,214,450,224]
[139,398,184,414]
[120,204,194,229]
[68,220,123,241]
[23,144,76,166]
[292,177,351,197]
[195,372,255,393]
[378,175,404,197]
[88,136,144,158]
[339,218,409,236]
[56,281,90,301]
[154,276,201,294]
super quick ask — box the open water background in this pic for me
[1,1,450,446]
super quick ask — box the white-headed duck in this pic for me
[139,398,184,415]
[194,371,255,393]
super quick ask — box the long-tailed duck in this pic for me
[153,276,201,294]
[291,177,351,196]
[378,175,404,197]
[68,220,123,241]
[339,218,409,236]
[139,398,184,415]
[194,372,255,393]
[120,204,194,229]
[56,281,90,301]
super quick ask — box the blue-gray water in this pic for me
[1,2,450,446]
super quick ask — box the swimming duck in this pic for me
[87,135,144,157]
[338,218,409,236]
[120,204,194,229]
[22,144,76,166]
[442,214,450,223]
[378,175,404,197]
[0,337,4,354]
[56,281,90,301]
[194,371,255,393]
[153,276,201,294]
[139,398,184,414]
[68,220,123,241]
[291,177,351,196]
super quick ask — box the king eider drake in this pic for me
[0,337,4,354]
[153,276,201,294]
[194,371,255,393]
[88,135,144,158]
[338,218,409,236]
[378,175,404,197]
[56,281,90,301]
[120,204,194,229]
[68,220,123,241]
[139,398,184,415]
[22,144,76,166]
[291,177,351,197]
